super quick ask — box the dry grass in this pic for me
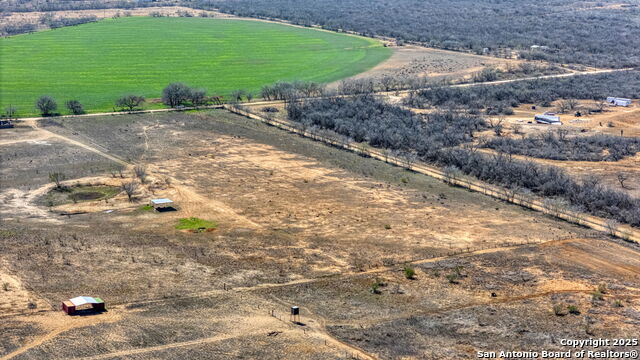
[0,110,638,359]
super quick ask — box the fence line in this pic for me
[225,105,639,243]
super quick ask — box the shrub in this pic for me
[261,106,279,113]
[370,279,382,294]
[65,100,85,115]
[597,283,607,294]
[553,304,566,316]
[592,291,604,301]
[189,88,208,106]
[446,272,459,284]
[403,265,416,279]
[567,305,580,315]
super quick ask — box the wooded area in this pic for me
[195,0,640,67]
[405,71,640,113]
[287,95,640,227]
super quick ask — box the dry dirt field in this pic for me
[0,110,638,359]
[336,45,516,84]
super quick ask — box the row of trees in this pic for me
[161,82,226,107]
[286,95,640,227]
[33,95,142,116]
[34,96,77,116]
[260,81,325,100]
[1,14,99,36]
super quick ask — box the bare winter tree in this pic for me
[134,165,147,184]
[4,105,17,119]
[595,99,608,112]
[36,96,57,116]
[230,89,246,102]
[116,95,145,111]
[617,173,629,189]
[162,82,191,107]
[121,181,139,202]
[557,100,570,113]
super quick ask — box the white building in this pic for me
[606,97,632,107]
[535,114,562,125]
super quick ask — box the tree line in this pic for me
[24,82,238,117]
[286,95,640,228]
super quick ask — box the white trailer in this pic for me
[606,97,632,107]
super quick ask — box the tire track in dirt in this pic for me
[331,289,596,328]
[24,119,129,167]
[78,333,244,360]
[0,312,121,360]
[267,293,380,360]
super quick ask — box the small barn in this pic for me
[62,296,105,315]
[535,114,562,125]
[150,198,175,211]
[606,97,632,107]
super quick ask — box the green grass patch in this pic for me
[1,17,391,116]
[42,184,121,207]
[140,204,154,211]
[175,217,218,231]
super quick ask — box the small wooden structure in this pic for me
[290,306,300,322]
[62,296,105,315]
[150,198,175,211]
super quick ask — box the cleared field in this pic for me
[0,110,638,359]
[0,17,391,116]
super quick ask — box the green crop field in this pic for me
[0,17,391,117]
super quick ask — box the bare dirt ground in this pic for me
[0,110,638,359]
[496,100,640,137]
[338,45,516,83]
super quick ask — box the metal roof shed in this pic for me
[150,198,175,211]
[62,296,105,315]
